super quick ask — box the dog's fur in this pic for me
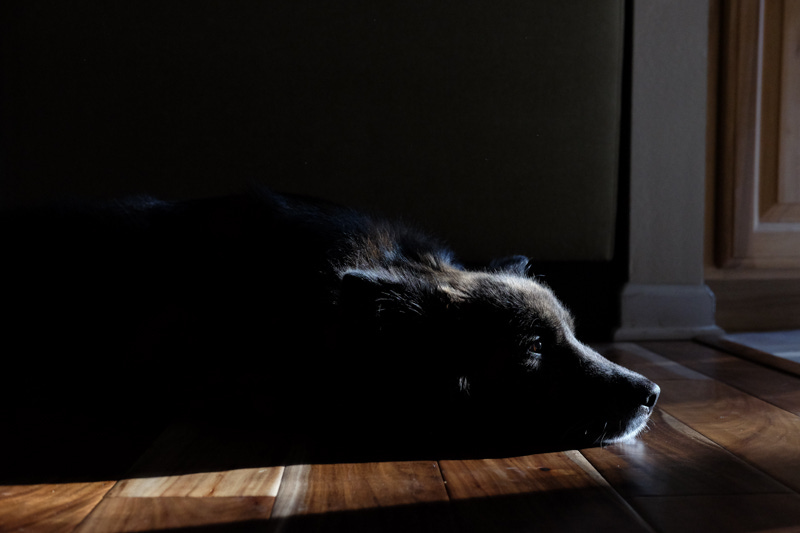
[3,189,658,450]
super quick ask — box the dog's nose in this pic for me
[643,383,660,409]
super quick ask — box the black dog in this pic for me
[3,189,658,451]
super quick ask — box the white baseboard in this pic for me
[614,283,724,341]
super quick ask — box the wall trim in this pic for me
[615,283,724,340]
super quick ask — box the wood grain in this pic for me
[62,420,288,531]
[440,453,653,533]
[656,378,800,493]
[270,461,455,532]
[441,453,603,498]
[0,482,113,533]
[715,0,761,267]
[714,0,800,269]
[779,0,800,205]
[74,496,275,533]
[642,340,800,415]
[112,467,284,498]
[581,409,791,497]
[584,342,800,532]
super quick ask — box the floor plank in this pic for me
[111,467,284,498]
[270,461,455,532]
[440,452,653,533]
[64,419,289,532]
[582,409,792,497]
[641,341,800,415]
[632,494,800,533]
[580,408,800,533]
[441,452,607,498]
[0,482,113,533]
[74,496,275,533]
[584,342,800,532]
[657,379,800,492]
[603,342,800,494]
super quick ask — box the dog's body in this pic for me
[3,189,658,451]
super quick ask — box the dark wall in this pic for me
[1,1,625,263]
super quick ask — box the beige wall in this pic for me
[617,0,722,340]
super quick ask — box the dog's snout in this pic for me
[643,383,660,410]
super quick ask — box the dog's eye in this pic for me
[530,336,543,356]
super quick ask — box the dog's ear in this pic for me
[489,255,530,276]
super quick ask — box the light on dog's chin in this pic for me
[614,437,648,453]
[602,425,645,445]
[601,410,652,445]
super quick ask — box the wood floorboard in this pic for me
[640,341,800,415]
[0,482,113,533]
[269,461,455,533]
[74,496,276,533]
[581,409,792,497]
[582,342,800,532]
[110,467,284,499]
[656,379,800,492]
[631,494,800,533]
[4,340,800,533]
[439,452,654,532]
[600,342,800,494]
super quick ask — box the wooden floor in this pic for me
[4,340,800,533]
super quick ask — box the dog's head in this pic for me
[338,260,659,447]
[448,267,659,446]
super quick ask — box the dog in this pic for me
[2,188,658,451]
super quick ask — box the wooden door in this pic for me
[709,0,800,330]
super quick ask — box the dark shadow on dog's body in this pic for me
[1,189,658,482]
